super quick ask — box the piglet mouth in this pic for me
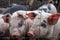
[12,34,20,39]
[27,31,34,37]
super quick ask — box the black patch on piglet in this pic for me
[18,21,23,27]
[41,22,46,28]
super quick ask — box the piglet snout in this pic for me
[11,28,20,38]
[27,31,34,37]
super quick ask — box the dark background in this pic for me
[0,0,60,12]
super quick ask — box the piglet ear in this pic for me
[26,12,36,20]
[48,14,60,25]
[17,12,28,19]
[26,12,34,16]
[17,13,24,18]
[2,13,11,23]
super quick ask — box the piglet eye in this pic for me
[18,23,22,27]
[18,21,23,27]
[9,23,11,27]
[41,23,46,28]
[43,20,46,23]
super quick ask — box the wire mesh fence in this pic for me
[0,0,60,12]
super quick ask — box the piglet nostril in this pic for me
[12,35,19,39]
[13,35,17,38]
[27,31,34,37]
[13,35,16,37]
